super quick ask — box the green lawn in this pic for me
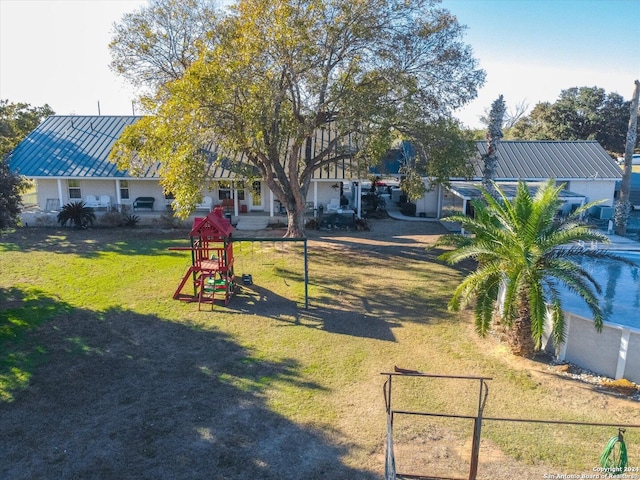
[0,225,638,479]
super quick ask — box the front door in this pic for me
[252,181,262,208]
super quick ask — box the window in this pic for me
[218,181,232,200]
[218,181,246,200]
[68,179,81,199]
[120,180,130,200]
[235,181,245,201]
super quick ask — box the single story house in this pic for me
[9,116,622,223]
[8,115,362,219]
[427,140,622,220]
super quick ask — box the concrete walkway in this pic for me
[383,196,640,250]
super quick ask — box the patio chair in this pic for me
[84,195,100,208]
[196,196,213,211]
[326,198,340,213]
[99,195,111,210]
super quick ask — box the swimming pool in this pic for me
[558,251,640,329]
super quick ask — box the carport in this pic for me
[443,181,587,234]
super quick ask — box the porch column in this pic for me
[115,179,122,205]
[461,198,467,235]
[313,182,318,215]
[356,182,362,218]
[437,184,443,219]
[232,185,239,216]
[57,179,64,208]
[269,190,275,217]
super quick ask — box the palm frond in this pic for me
[527,278,548,349]
[448,265,503,312]
[549,300,566,347]
[474,280,500,337]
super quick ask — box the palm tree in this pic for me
[57,201,96,228]
[437,180,635,358]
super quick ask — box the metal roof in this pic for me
[472,140,622,181]
[8,115,162,178]
[9,115,359,181]
[10,118,621,184]
[448,181,587,201]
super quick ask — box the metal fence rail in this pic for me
[382,370,640,480]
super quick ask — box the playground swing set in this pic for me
[170,206,310,310]
[170,206,238,310]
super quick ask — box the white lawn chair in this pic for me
[196,196,213,211]
[99,195,111,210]
[84,195,100,208]
[326,198,340,213]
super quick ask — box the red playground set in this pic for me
[171,206,237,309]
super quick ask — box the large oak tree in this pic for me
[511,86,639,156]
[110,0,485,237]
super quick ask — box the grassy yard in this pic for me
[1,222,639,479]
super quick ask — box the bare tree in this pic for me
[109,0,220,92]
[614,80,640,236]
[480,98,528,129]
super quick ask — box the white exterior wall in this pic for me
[126,180,166,210]
[312,182,345,209]
[35,180,62,210]
[566,180,617,206]
[34,178,167,211]
[414,181,440,217]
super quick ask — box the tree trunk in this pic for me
[615,79,639,236]
[285,206,306,238]
[506,297,536,358]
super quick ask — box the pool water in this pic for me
[557,252,640,329]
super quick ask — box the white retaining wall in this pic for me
[544,312,640,383]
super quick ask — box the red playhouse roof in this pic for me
[190,206,234,240]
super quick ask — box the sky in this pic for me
[1,0,638,129]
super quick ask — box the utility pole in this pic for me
[615,80,639,237]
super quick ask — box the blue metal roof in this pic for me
[8,115,162,178]
[9,115,358,181]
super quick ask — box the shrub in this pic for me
[100,211,124,227]
[354,218,370,231]
[400,202,416,216]
[123,214,140,227]
[155,213,180,229]
[305,218,320,230]
[56,202,96,228]
[0,158,29,229]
